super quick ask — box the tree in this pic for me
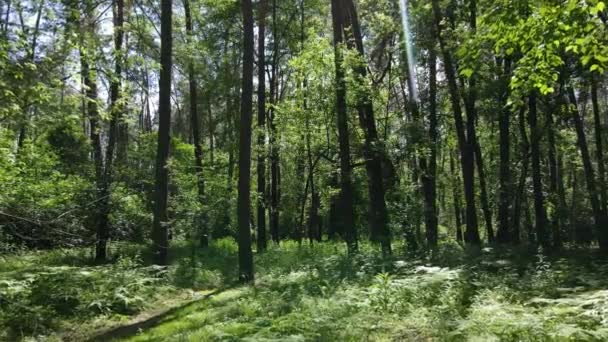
[237,0,255,281]
[431,0,480,245]
[152,0,173,265]
[184,0,207,247]
[496,59,512,243]
[330,0,357,253]
[256,0,268,252]
[528,92,548,247]
[567,85,608,251]
[268,0,280,244]
[342,0,391,254]
[93,0,125,261]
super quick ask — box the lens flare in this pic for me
[398,0,419,105]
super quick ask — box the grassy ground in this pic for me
[2,239,608,341]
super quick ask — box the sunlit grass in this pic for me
[2,239,608,341]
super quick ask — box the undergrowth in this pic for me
[2,239,608,341]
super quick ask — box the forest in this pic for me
[1,0,608,340]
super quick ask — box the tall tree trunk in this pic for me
[184,0,207,247]
[431,0,480,245]
[557,153,568,231]
[398,0,437,249]
[237,0,255,282]
[330,0,357,253]
[512,106,528,245]
[528,93,548,247]
[94,0,124,261]
[152,0,173,265]
[496,59,511,243]
[425,43,439,248]
[256,0,267,252]
[208,100,214,165]
[79,0,106,261]
[450,151,463,242]
[567,86,608,251]
[343,0,390,254]
[463,0,493,243]
[473,142,493,242]
[546,104,561,247]
[592,77,607,213]
[268,0,280,244]
[143,61,152,133]
[300,0,320,243]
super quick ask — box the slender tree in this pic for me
[268,0,280,243]
[330,0,357,253]
[342,0,391,254]
[425,43,439,248]
[184,0,207,247]
[256,0,268,252]
[431,0,480,245]
[496,59,512,243]
[528,92,548,247]
[94,0,125,261]
[152,0,173,265]
[567,86,608,251]
[591,77,607,214]
[237,0,255,281]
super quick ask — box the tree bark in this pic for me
[567,86,608,251]
[237,0,255,281]
[330,0,357,253]
[591,77,607,214]
[268,0,280,244]
[152,0,173,265]
[528,93,548,247]
[450,151,463,243]
[184,0,207,247]
[425,44,439,248]
[342,0,391,255]
[512,106,528,245]
[496,59,511,243]
[256,0,267,252]
[431,0,480,245]
[463,0,493,243]
[546,103,561,248]
[94,0,124,261]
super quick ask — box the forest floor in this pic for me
[2,239,608,341]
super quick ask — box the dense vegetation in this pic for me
[1,0,608,340]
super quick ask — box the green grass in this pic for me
[2,240,608,341]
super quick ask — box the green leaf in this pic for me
[460,68,474,78]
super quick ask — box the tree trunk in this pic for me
[546,104,561,248]
[184,0,207,247]
[237,0,255,282]
[463,0,493,243]
[496,59,511,243]
[424,44,439,248]
[342,0,391,255]
[152,0,173,265]
[268,0,280,244]
[431,0,480,245]
[512,106,528,245]
[94,0,124,261]
[330,0,357,253]
[591,77,607,214]
[450,151,463,243]
[567,86,608,251]
[256,0,267,252]
[528,93,548,247]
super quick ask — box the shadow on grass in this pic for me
[86,285,235,342]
